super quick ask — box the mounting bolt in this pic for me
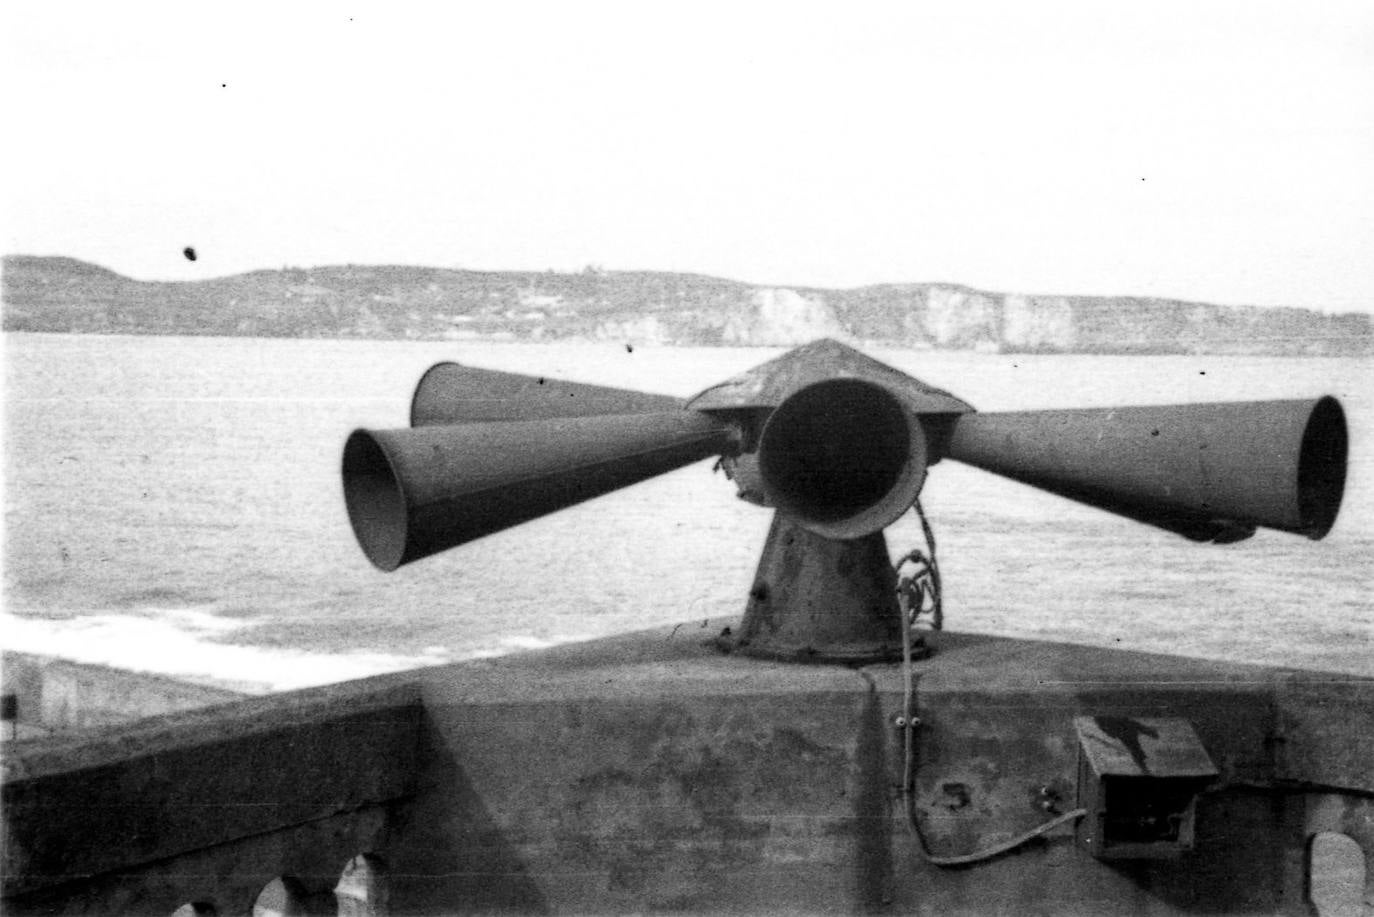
[1038,784,1062,814]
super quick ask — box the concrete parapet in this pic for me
[2,623,1371,915]
[1,652,247,736]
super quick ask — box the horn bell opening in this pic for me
[758,378,927,540]
[1297,395,1347,539]
[342,429,409,572]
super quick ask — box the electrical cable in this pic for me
[894,500,942,631]
[897,501,1086,866]
[913,497,943,631]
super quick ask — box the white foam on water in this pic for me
[497,635,557,651]
[1,609,457,693]
[128,605,248,634]
[452,634,565,662]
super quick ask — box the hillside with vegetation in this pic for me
[2,255,1368,355]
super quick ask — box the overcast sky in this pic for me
[4,2,1372,312]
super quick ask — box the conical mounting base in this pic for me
[717,512,923,664]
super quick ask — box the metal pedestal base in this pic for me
[716,511,929,664]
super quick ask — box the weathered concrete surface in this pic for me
[3,680,422,908]
[395,685,872,913]
[381,626,1320,914]
[6,805,394,917]
[1,652,246,733]
[1275,674,1374,791]
[3,621,1371,915]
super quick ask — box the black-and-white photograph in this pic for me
[3,3,1370,915]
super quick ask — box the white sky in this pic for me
[3,1,1372,312]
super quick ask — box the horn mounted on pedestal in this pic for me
[342,339,1348,663]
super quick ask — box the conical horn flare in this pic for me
[757,377,928,541]
[945,397,1346,542]
[410,362,682,426]
[343,412,737,570]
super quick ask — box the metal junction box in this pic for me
[1074,716,1219,860]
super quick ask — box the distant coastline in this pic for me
[2,255,1368,356]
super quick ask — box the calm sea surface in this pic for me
[4,333,1371,691]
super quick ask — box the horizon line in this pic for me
[6,252,1369,319]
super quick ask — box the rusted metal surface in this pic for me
[1075,716,1218,780]
[343,412,738,570]
[945,397,1347,541]
[716,512,912,663]
[354,342,1348,589]
[1074,717,1218,859]
[410,362,682,426]
[685,338,974,415]
[758,377,930,540]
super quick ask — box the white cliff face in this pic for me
[7,256,1367,356]
[723,288,847,346]
[1003,294,1077,352]
[922,286,1001,349]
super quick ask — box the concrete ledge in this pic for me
[1,652,247,734]
[4,621,1372,915]
[2,680,423,900]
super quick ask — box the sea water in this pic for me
[4,333,1371,692]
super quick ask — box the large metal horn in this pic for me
[345,363,734,571]
[945,397,1347,542]
[343,412,738,571]
[755,377,929,540]
[410,362,682,425]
